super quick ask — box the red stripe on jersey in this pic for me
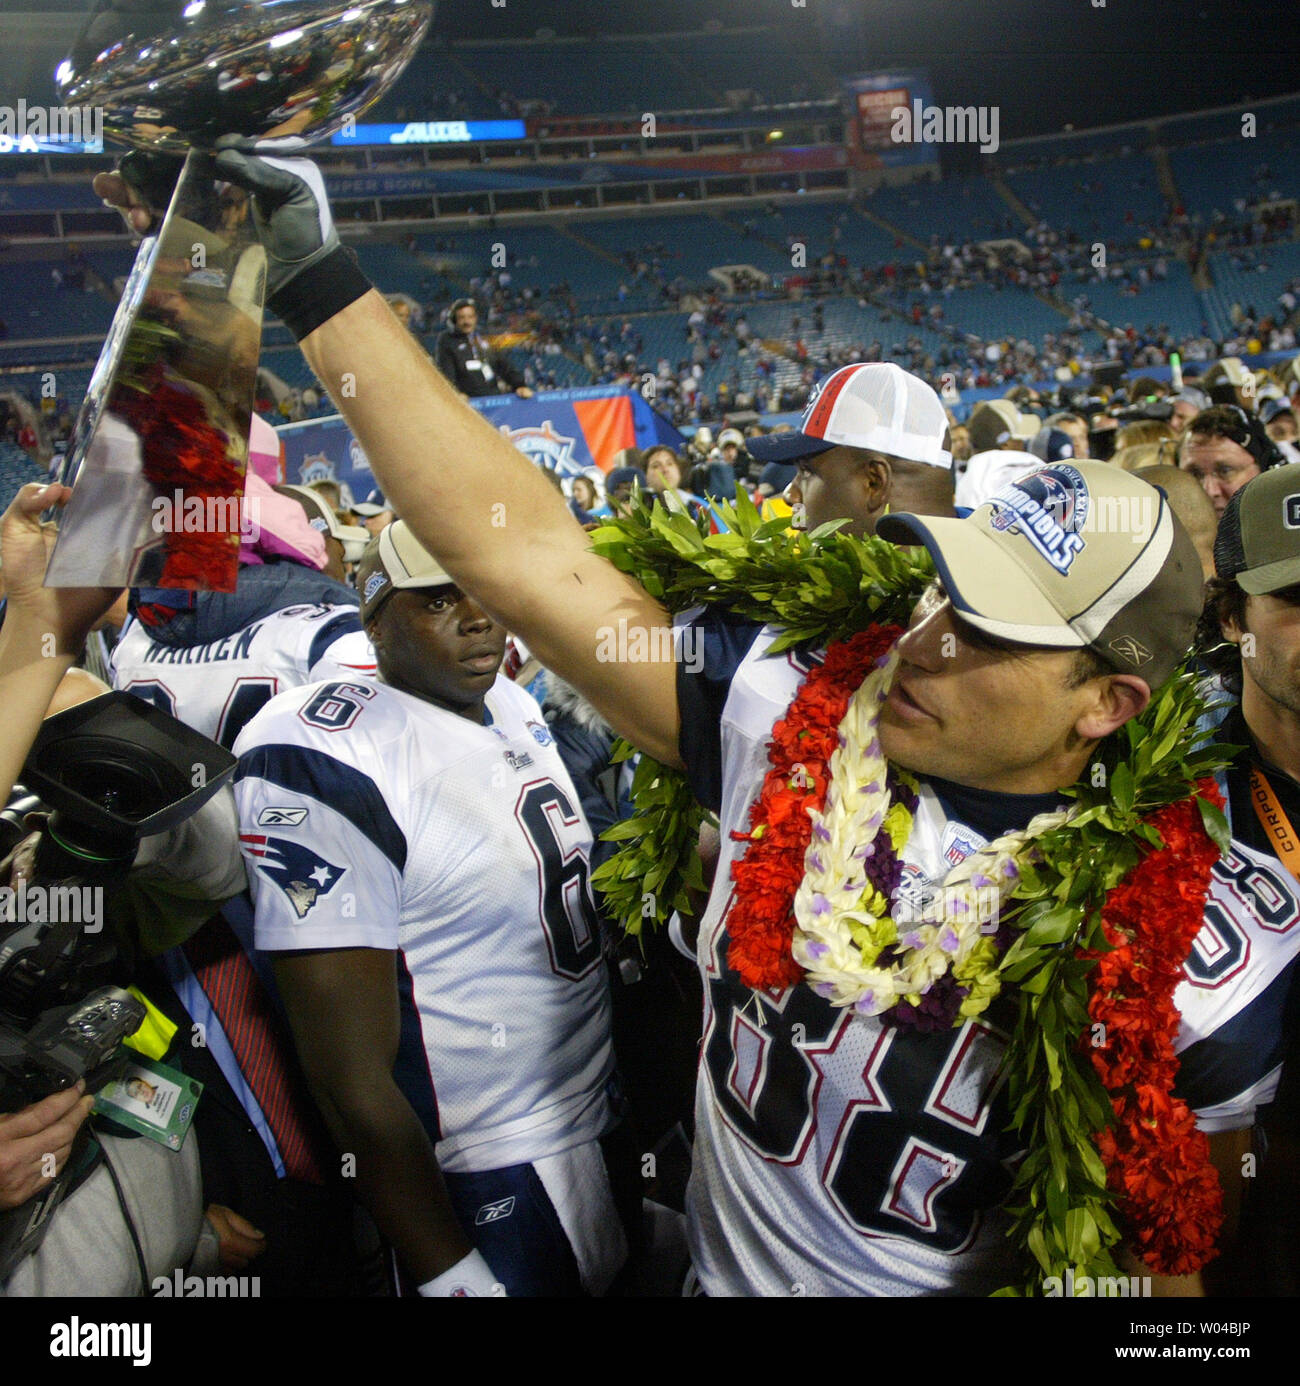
[805,363,864,440]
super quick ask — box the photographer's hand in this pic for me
[0,1083,94,1211]
[2,483,122,651]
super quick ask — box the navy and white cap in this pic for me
[353,488,390,517]
[747,362,952,469]
[1029,426,1076,464]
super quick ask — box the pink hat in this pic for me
[247,414,283,488]
[239,471,327,569]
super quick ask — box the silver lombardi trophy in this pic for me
[46,0,433,591]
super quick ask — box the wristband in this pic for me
[416,1248,503,1297]
[267,244,372,341]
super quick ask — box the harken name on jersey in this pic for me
[112,603,376,748]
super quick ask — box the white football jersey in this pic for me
[231,674,617,1175]
[679,622,1300,1297]
[1173,837,1300,1129]
[112,603,376,747]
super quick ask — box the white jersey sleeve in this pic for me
[1172,838,1300,1132]
[306,623,378,684]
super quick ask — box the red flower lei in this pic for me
[728,624,901,989]
[1082,778,1226,1276]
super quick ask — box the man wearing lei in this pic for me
[144,151,1285,1295]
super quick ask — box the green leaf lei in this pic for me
[587,489,1232,1293]
[588,488,932,938]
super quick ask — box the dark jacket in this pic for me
[434,327,525,397]
[130,561,359,647]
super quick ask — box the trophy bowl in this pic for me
[46,0,435,592]
[56,0,435,153]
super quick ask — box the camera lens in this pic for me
[40,737,189,823]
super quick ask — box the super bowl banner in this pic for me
[276,386,683,504]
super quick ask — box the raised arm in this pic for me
[298,292,680,761]
[208,151,683,767]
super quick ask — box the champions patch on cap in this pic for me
[877,460,1203,689]
[356,519,456,623]
[987,465,1090,575]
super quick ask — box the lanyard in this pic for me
[1249,766,1300,882]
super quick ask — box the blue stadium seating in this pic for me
[0,442,45,511]
[865,175,1020,247]
[1067,260,1207,340]
[1003,152,1166,244]
[1208,241,1300,322]
[1168,127,1300,220]
[998,127,1148,169]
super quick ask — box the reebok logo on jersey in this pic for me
[241,835,344,918]
[474,1196,516,1226]
[257,807,309,827]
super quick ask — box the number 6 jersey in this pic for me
[231,674,617,1175]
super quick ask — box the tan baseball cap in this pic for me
[356,520,454,624]
[967,399,1041,454]
[877,461,1202,688]
[1214,462,1300,595]
[278,484,370,563]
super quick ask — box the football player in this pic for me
[112,484,374,749]
[232,523,630,1296]
[129,151,1288,1295]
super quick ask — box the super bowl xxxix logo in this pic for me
[500,420,578,475]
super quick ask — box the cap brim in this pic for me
[1238,556,1300,596]
[391,571,455,591]
[746,432,839,464]
[352,503,387,517]
[877,511,1084,647]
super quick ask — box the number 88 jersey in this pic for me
[690,785,1027,1298]
[232,674,617,1175]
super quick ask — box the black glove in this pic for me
[116,149,186,236]
[212,137,371,339]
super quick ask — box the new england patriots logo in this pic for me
[988,464,1089,574]
[240,834,345,918]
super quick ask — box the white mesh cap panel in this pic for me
[811,363,952,469]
